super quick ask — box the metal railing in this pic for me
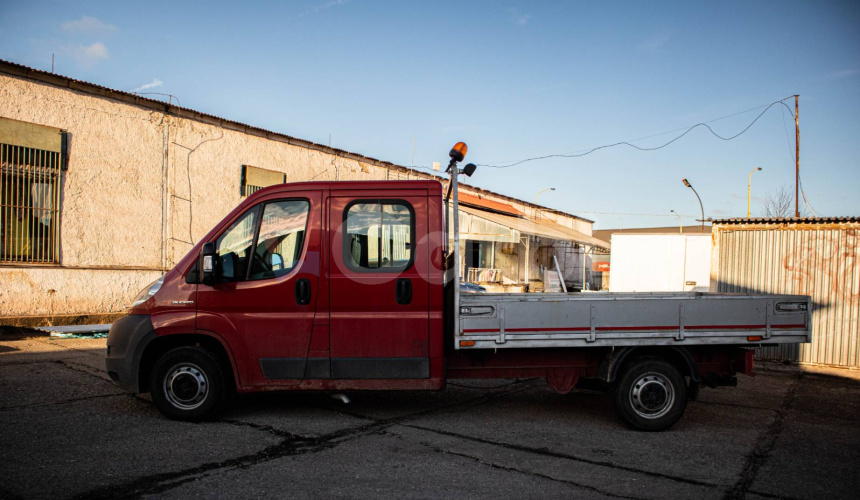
[1,143,62,264]
[467,267,502,283]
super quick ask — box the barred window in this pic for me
[241,165,286,197]
[1,118,66,264]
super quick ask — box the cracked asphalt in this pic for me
[1,335,859,500]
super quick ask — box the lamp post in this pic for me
[534,188,556,210]
[747,167,762,218]
[682,178,704,232]
[670,210,683,233]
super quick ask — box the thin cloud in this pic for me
[132,79,164,93]
[296,0,350,18]
[313,0,349,13]
[827,68,859,80]
[61,16,117,36]
[508,8,532,25]
[639,33,670,52]
[730,193,765,203]
[65,42,109,68]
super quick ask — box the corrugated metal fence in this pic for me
[712,219,860,368]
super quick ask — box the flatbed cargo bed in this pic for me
[457,292,811,349]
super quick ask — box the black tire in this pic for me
[611,356,687,431]
[150,346,227,421]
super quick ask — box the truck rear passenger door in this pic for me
[328,191,430,379]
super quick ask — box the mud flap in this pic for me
[547,369,580,394]
[733,348,755,376]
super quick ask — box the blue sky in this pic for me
[1,1,858,228]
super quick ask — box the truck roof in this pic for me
[248,179,443,199]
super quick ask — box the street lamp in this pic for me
[534,187,556,206]
[748,167,762,218]
[682,178,705,232]
[670,210,683,234]
[534,187,556,219]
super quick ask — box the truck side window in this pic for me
[215,208,257,282]
[344,200,413,271]
[249,200,309,280]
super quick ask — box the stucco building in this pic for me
[0,59,606,325]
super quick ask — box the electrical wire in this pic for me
[799,175,819,217]
[476,98,796,169]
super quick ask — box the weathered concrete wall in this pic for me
[1,75,165,269]
[493,243,520,284]
[0,267,160,318]
[0,74,392,319]
[0,72,593,320]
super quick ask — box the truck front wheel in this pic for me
[150,346,227,421]
[611,357,687,431]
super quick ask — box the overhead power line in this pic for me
[476,98,796,169]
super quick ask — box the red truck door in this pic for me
[328,189,430,379]
[196,190,321,387]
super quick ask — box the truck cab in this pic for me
[106,180,447,420]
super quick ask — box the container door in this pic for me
[196,192,321,387]
[328,194,430,379]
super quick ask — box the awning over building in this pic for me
[533,218,611,251]
[456,205,519,242]
[456,205,609,250]
[458,193,521,216]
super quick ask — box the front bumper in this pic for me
[105,314,156,393]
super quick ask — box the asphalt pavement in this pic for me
[1,335,858,500]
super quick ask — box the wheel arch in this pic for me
[138,333,237,393]
[603,346,700,384]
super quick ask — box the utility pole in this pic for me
[795,95,800,218]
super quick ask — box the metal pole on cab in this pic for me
[446,142,475,343]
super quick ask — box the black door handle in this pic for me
[295,279,311,305]
[396,278,412,305]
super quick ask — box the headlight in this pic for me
[131,276,164,307]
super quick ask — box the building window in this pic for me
[0,118,66,264]
[344,200,414,272]
[241,165,286,197]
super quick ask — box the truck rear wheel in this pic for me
[611,357,687,431]
[150,346,227,421]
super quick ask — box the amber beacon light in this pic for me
[449,142,468,162]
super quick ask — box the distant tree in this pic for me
[761,185,808,218]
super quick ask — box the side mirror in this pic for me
[201,242,217,286]
[268,253,284,271]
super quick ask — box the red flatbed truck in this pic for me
[106,143,811,430]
